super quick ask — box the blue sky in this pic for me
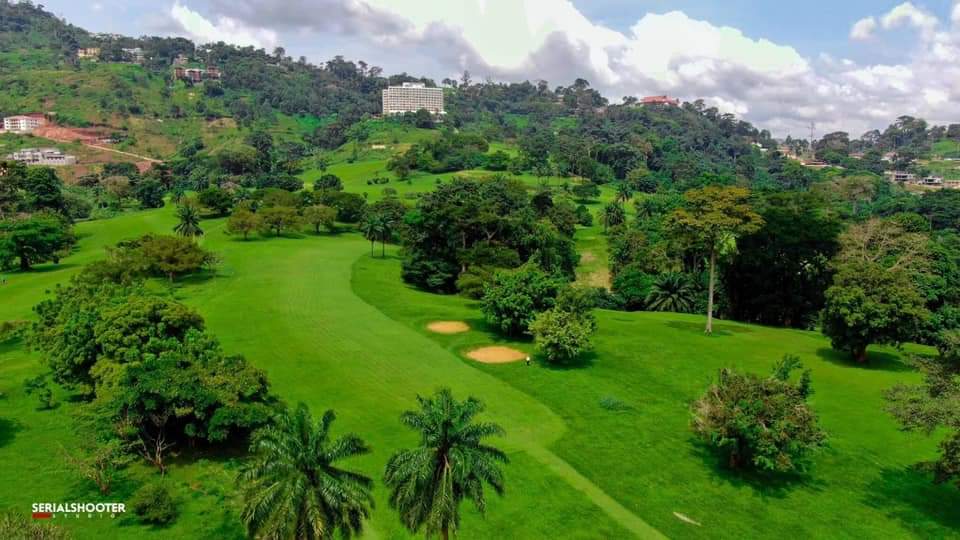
[36,0,960,136]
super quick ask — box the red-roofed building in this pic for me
[640,95,680,106]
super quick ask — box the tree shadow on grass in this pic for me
[815,347,915,373]
[864,466,960,533]
[537,350,598,371]
[0,417,24,449]
[18,262,78,274]
[687,437,825,499]
[665,320,754,337]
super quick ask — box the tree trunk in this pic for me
[381,237,386,258]
[705,248,716,334]
[442,525,449,540]
[853,346,868,364]
[19,255,30,271]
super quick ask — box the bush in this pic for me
[691,356,827,473]
[130,482,178,525]
[530,308,594,364]
[612,265,655,311]
[315,174,343,192]
[481,264,562,336]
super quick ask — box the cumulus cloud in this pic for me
[157,0,960,137]
[850,17,876,40]
[168,1,278,49]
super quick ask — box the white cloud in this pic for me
[850,16,876,40]
[158,0,960,137]
[169,1,278,49]
[880,2,939,36]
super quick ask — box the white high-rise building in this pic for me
[382,82,444,116]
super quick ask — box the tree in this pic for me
[173,202,204,239]
[822,219,931,362]
[258,206,300,236]
[226,208,262,240]
[571,181,600,201]
[130,482,178,525]
[529,307,594,363]
[132,178,166,209]
[384,389,507,540]
[119,234,218,281]
[62,436,132,495]
[315,174,343,192]
[0,214,75,271]
[645,273,697,313]
[886,331,960,489]
[722,193,841,328]
[197,186,234,216]
[614,182,633,204]
[23,166,65,213]
[601,202,625,232]
[691,356,827,472]
[302,205,337,234]
[239,403,374,540]
[481,264,562,336]
[822,263,928,363]
[360,213,386,256]
[667,186,763,334]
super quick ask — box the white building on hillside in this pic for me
[382,82,444,115]
[7,148,77,166]
[3,114,46,133]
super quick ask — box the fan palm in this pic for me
[173,203,203,239]
[383,389,508,540]
[646,273,697,313]
[238,403,374,540]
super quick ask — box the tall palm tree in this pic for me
[645,272,697,313]
[383,389,507,540]
[238,403,374,540]
[614,182,633,204]
[173,203,203,240]
[360,214,386,257]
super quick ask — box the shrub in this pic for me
[481,264,562,336]
[691,356,827,473]
[130,482,178,525]
[530,308,594,364]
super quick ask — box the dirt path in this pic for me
[82,143,162,163]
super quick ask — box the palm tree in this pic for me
[173,203,203,240]
[645,273,697,313]
[614,182,633,203]
[383,389,507,540]
[360,214,386,257]
[238,403,374,540]
[601,202,626,232]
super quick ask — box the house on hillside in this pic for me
[3,114,47,133]
[640,95,680,106]
[77,47,100,60]
[122,47,145,64]
[887,171,916,183]
[7,148,77,166]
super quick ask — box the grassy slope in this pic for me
[352,254,960,539]
[0,207,633,539]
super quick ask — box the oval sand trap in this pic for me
[427,321,470,334]
[466,346,526,364]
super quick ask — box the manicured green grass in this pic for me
[3,183,956,538]
[0,207,633,539]
[352,253,960,539]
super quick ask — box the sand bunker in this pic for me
[466,346,527,364]
[427,321,470,334]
